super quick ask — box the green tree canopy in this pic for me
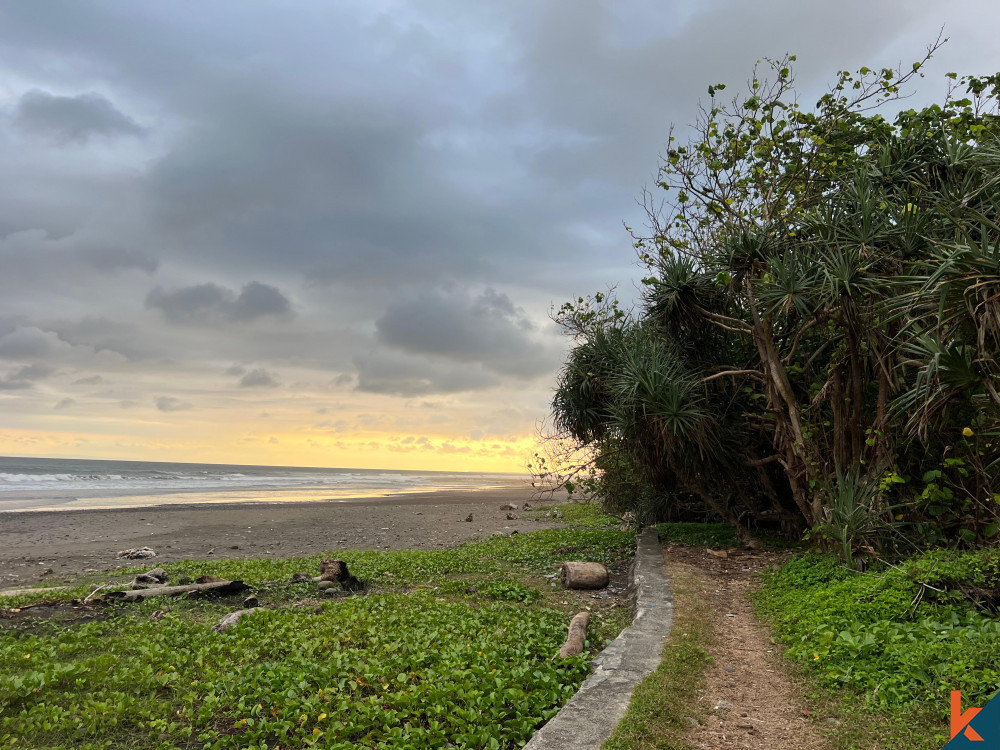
[544,39,1000,559]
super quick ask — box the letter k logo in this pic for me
[954,691,985,742]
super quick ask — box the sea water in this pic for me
[0,456,521,512]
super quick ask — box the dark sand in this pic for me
[0,487,564,587]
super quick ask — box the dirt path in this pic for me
[665,545,831,750]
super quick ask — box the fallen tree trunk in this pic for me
[103,580,250,602]
[560,561,609,590]
[213,607,259,633]
[558,611,591,658]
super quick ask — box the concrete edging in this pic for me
[523,526,673,749]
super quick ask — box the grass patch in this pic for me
[0,527,635,749]
[602,558,714,750]
[528,501,622,528]
[752,551,1000,748]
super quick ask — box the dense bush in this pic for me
[755,552,1000,713]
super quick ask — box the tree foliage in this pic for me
[543,38,1000,557]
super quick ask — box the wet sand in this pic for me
[0,487,564,586]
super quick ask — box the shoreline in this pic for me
[0,486,566,588]
[0,481,527,514]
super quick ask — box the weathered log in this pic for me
[212,607,259,633]
[560,561,609,590]
[501,503,518,511]
[558,611,591,658]
[103,580,250,602]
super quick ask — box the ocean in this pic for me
[0,456,523,513]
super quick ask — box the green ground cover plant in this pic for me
[0,525,635,749]
[753,550,1000,748]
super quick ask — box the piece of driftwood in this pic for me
[103,580,250,602]
[318,559,366,592]
[560,561,609,590]
[213,607,259,633]
[558,611,591,658]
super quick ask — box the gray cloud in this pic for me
[38,318,153,362]
[354,349,500,397]
[0,327,65,359]
[375,288,553,378]
[54,397,76,409]
[0,362,54,390]
[13,89,145,143]
[239,368,280,388]
[73,374,104,385]
[84,247,159,274]
[155,395,192,411]
[146,282,292,325]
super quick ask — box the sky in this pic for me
[1,1,998,473]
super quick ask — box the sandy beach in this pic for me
[0,487,565,587]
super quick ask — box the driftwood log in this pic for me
[558,611,591,658]
[560,561,609,590]
[213,607,259,633]
[318,559,366,592]
[103,580,250,602]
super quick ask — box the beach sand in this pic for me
[0,487,565,587]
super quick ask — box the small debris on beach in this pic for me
[116,547,156,560]
[465,513,474,522]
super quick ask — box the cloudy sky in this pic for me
[0,1,996,472]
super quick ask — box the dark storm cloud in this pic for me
[375,288,554,378]
[238,368,280,388]
[146,282,292,325]
[13,89,145,143]
[155,395,192,411]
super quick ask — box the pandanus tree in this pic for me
[545,39,1000,552]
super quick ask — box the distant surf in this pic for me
[0,456,523,512]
